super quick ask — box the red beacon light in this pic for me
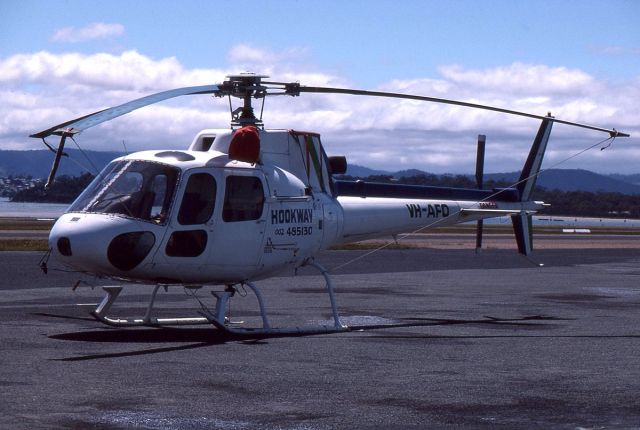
[228,126,260,164]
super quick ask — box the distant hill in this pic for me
[393,169,427,178]
[346,163,640,195]
[0,149,123,178]
[2,152,640,195]
[345,164,389,177]
[484,169,640,195]
[609,173,640,186]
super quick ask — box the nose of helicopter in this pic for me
[49,213,157,274]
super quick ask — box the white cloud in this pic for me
[0,45,638,174]
[438,63,594,96]
[590,46,640,57]
[227,43,309,68]
[50,23,125,43]
[228,44,270,64]
[0,50,229,92]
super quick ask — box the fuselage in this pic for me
[48,128,543,285]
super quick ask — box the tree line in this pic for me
[11,173,94,203]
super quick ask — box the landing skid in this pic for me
[88,262,348,335]
[91,285,212,327]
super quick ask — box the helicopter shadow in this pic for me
[32,312,97,323]
[48,314,569,362]
[48,327,283,362]
[348,314,569,332]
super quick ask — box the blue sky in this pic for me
[1,0,638,173]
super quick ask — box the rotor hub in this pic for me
[216,73,269,99]
[215,74,270,128]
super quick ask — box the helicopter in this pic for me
[32,73,629,335]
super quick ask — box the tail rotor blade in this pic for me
[475,135,486,253]
[475,219,484,252]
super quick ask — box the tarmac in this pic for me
[1,239,640,429]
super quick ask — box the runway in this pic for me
[1,246,640,429]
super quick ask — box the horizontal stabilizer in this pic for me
[460,208,531,218]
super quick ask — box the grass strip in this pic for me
[0,239,49,251]
[0,218,55,230]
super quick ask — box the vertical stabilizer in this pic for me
[511,117,553,255]
[517,116,554,202]
[511,212,533,256]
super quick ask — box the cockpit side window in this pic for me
[68,160,179,224]
[177,173,216,225]
[222,176,265,222]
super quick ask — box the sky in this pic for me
[1,0,639,174]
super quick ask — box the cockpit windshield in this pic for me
[69,160,179,223]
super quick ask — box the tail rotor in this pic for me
[475,134,486,253]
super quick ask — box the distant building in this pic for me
[0,176,43,198]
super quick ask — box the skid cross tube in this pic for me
[90,285,211,327]
[86,261,348,334]
[201,262,348,335]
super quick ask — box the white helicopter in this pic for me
[32,73,629,335]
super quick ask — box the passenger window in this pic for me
[165,230,207,257]
[177,173,216,225]
[223,176,265,222]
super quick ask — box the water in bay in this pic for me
[0,197,68,218]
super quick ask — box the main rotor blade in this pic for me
[30,84,220,139]
[294,86,630,138]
